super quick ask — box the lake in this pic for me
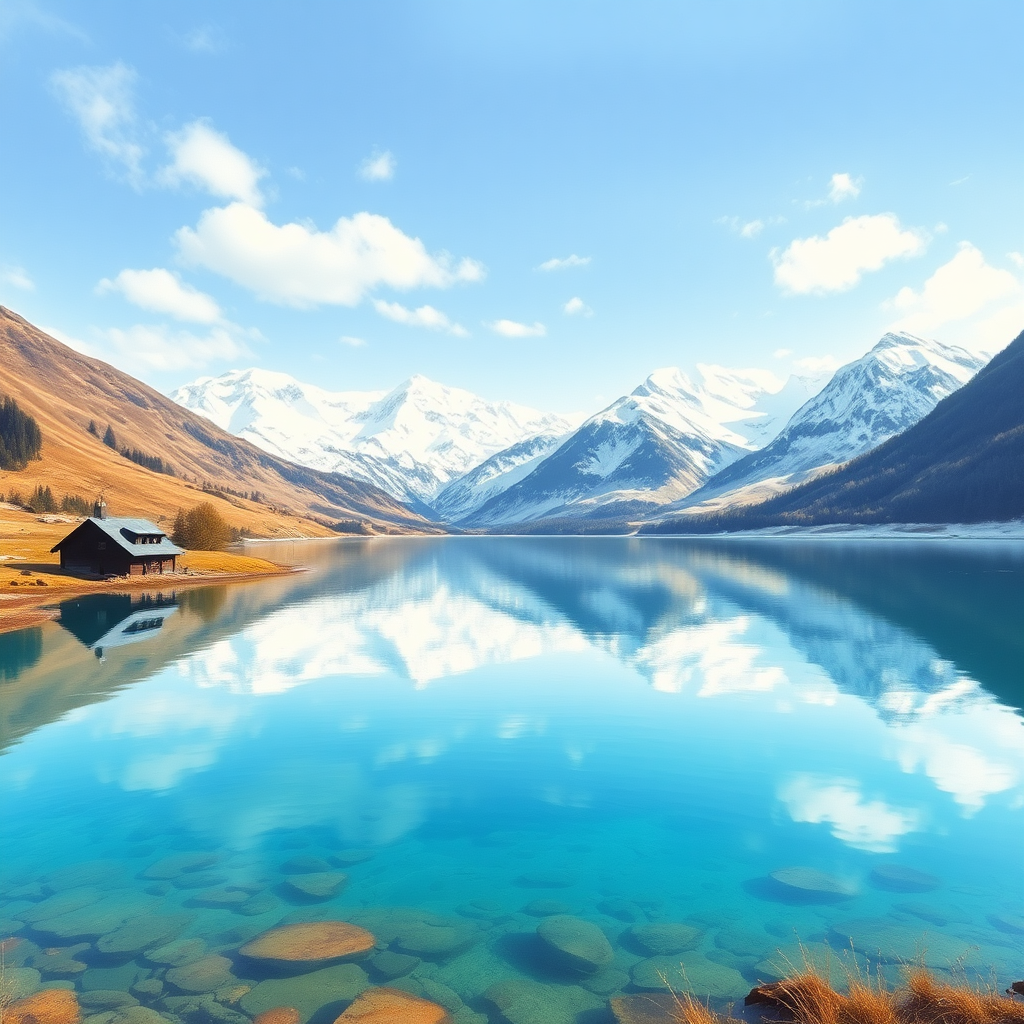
[1,537,1022,1024]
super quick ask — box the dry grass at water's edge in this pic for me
[0,506,294,633]
[667,966,1024,1024]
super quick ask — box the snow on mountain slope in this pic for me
[674,332,986,508]
[458,364,819,526]
[171,368,576,507]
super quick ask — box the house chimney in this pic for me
[93,500,108,519]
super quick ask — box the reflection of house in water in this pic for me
[58,593,179,658]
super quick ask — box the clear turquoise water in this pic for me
[1,538,1022,1023]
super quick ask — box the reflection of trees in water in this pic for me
[182,586,228,623]
[0,626,42,683]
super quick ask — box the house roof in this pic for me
[51,516,185,558]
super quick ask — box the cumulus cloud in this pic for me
[159,121,266,206]
[778,774,923,852]
[104,322,250,371]
[740,219,764,238]
[98,267,222,324]
[563,296,592,316]
[373,299,467,336]
[176,203,484,308]
[51,62,145,186]
[489,319,546,338]
[828,172,861,203]
[773,214,926,294]
[1,264,34,290]
[888,243,1020,336]
[538,254,590,271]
[359,149,395,182]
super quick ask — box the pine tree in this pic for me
[171,508,187,546]
[0,395,43,470]
[88,420,98,436]
[103,424,117,449]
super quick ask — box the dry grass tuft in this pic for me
[670,965,1024,1024]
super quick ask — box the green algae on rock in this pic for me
[281,872,348,902]
[97,914,192,956]
[165,954,236,994]
[629,954,748,1000]
[768,868,857,899]
[482,978,602,1024]
[869,864,941,893]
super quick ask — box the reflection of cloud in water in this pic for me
[893,715,1020,816]
[778,773,923,852]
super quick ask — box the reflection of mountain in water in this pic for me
[58,593,180,657]
[187,539,1020,715]
[1,538,1019,753]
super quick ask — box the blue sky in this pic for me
[1,1,1021,411]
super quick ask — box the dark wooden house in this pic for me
[51,505,183,576]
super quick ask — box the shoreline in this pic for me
[0,562,302,636]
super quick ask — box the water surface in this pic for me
[2,538,1022,1022]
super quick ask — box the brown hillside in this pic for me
[0,307,438,537]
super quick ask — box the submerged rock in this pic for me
[482,978,601,1024]
[869,864,941,893]
[894,901,970,927]
[578,967,629,995]
[6,988,81,1024]
[521,900,572,917]
[252,1010,300,1024]
[79,992,139,1011]
[455,899,507,921]
[829,918,977,968]
[241,922,376,964]
[165,955,236,994]
[145,938,208,967]
[43,863,123,892]
[335,986,450,1023]
[753,941,858,987]
[610,993,680,1024]
[769,868,856,899]
[97,914,192,956]
[391,920,478,960]
[628,923,702,956]
[597,899,645,923]
[35,894,158,943]
[630,955,748,1000]
[368,950,420,979]
[4,966,43,1000]
[189,888,251,909]
[141,854,218,880]
[514,869,577,889]
[535,916,614,974]
[17,889,102,925]
[173,873,229,891]
[280,857,333,875]
[240,964,369,1023]
[237,892,281,917]
[29,944,90,977]
[989,912,1024,935]
[281,873,348,902]
[329,850,375,867]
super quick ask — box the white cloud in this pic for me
[489,319,546,338]
[828,172,861,203]
[359,149,396,182]
[538,254,590,271]
[740,219,764,239]
[183,25,225,54]
[778,773,922,852]
[773,348,793,359]
[97,267,222,324]
[176,202,484,308]
[563,296,592,316]
[1,265,33,290]
[373,299,467,336]
[104,322,249,371]
[339,335,366,347]
[773,214,926,294]
[1008,252,1024,270]
[39,324,94,356]
[160,121,266,206]
[793,354,841,375]
[888,243,1020,337]
[51,62,145,186]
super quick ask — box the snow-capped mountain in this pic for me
[675,332,987,509]
[457,364,823,526]
[171,368,577,507]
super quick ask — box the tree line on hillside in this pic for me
[0,395,42,470]
[89,421,175,476]
[3,486,92,515]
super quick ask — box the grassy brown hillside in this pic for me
[0,306,437,538]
